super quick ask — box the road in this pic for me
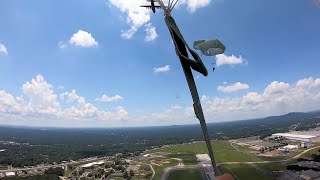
[293,145,320,159]
[149,163,155,180]
[217,160,288,166]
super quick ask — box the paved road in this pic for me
[149,163,155,180]
[217,159,288,166]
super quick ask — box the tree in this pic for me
[123,171,129,178]
[129,169,134,176]
[44,167,64,176]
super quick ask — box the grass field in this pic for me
[168,169,202,180]
[158,140,262,163]
[298,147,320,159]
[153,159,178,180]
[167,153,198,165]
[219,164,273,180]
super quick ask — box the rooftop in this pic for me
[272,133,316,139]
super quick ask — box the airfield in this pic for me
[144,140,320,180]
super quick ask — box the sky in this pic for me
[0,0,320,127]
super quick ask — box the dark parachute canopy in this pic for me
[193,39,226,56]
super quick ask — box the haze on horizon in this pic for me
[0,0,320,127]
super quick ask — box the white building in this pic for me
[5,172,15,177]
[81,160,105,168]
[272,133,317,142]
[196,154,211,163]
[143,154,150,158]
[278,145,299,152]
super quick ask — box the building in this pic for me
[278,145,299,152]
[272,133,317,142]
[81,160,105,168]
[5,172,15,177]
[301,142,312,148]
[143,154,150,158]
[196,154,211,163]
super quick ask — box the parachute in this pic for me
[193,39,226,56]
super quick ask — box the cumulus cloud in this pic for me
[0,75,128,127]
[145,23,158,42]
[69,30,98,47]
[153,65,170,73]
[185,0,211,13]
[109,0,151,39]
[95,94,124,102]
[108,0,211,39]
[0,43,8,55]
[215,54,246,67]
[22,75,61,115]
[1,75,320,127]
[200,78,320,121]
[217,82,250,93]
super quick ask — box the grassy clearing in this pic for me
[256,163,285,172]
[168,169,202,180]
[298,147,320,159]
[167,153,198,165]
[219,164,273,180]
[159,141,262,163]
[153,159,178,180]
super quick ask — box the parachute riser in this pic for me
[164,13,220,176]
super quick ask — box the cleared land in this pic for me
[168,169,202,180]
[157,141,262,164]
[151,140,298,180]
[219,164,273,180]
[153,159,178,180]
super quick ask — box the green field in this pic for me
[168,169,202,180]
[153,159,178,180]
[158,141,262,163]
[298,147,320,159]
[219,164,273,180]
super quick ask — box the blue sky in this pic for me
[0,0,320,127]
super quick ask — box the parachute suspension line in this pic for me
[170,0,179,11]
[167,0,172,8]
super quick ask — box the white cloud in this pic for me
[200,77,320,121]
[1,75,320,127]
[58,41,68,49]
[153,65,170,73]
[215,54,246,67]
[0,43,8,55]
[108,0,211,39]
[60,90,81,103]
[109,0,151,39]
[22,75,61,115]
[185,0,211,13]
[95,94,124,102]
[0,75,129,127]
[145,23,158,42]
[217,82,250,93]
[69,30,98,47]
